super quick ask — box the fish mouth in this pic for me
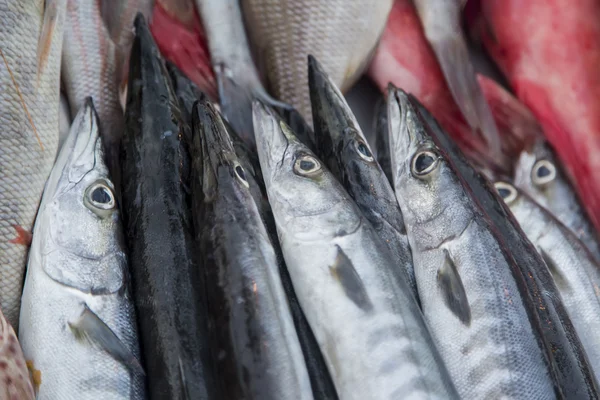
[253,100,294,178]
[193,99,237,173]
[387,85,417,166]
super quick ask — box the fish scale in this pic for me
[0,0,66,328]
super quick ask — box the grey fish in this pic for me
[373,96,393,185]
[392,87,600,398]
[495,180,600,383]
[514,139,600,262]
[120,14,216,399]
[19,99,145,399]
[253,101,459,400]
[308,56,417,300]
[0,0,67,328]
[191,100,313,400]
[241,0,393,124]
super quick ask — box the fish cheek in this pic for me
[437,249,471,326]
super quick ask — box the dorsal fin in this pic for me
[437,249,471,325]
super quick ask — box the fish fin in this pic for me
[427,32,502,163]
[539,248,570,291]
[37,0,61,86]
[68,305,144,376]
[9,225,32,246]
[329,245,374,312]
[437,249,471,325]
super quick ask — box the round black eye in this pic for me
[235,165,246,182]
[92,187,112,204]
[532,160,556,186]
[411,150,439,177]
[494,181,518,204]
[294,155,321,176]
[300,160,315,170]
[354,140,374,162]
[85,181,116,214]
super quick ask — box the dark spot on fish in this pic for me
[91,186,111,204]
[300,160,315,171]
[536,165,552,178]
[437,249,471,326]
[355,140,373,160]
[329,246,373,312]
[234,165,246,182]
[497,187,512,200]
[0,361,7,370]
[8,344,16,355]
[414,152,435,173]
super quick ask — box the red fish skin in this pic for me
[471,0,600,233]
[149,0,217,99]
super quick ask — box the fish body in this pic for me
[241,0,393,124]
[191,101,313,400]
[0,0,67,328]
[120,15,215,399]
[0,308,34,400]
[253,102,459,400]
[19,100,145,399]
[396,89,600,398]
[495,181,600,383]
[470,0,600,236]
[373,97,393,185]
[514,140,600,262]
[309,57,416,300]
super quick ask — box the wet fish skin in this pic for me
[253,101,459,400]
[373,96,393,185]
[514,139,600,262]
[0,307,34,400]
[191,100,313,400]
[309,57,417,300]
[0,0,67,328]
[120,14,216,400]
[495,180,600,383]
[19,100,145,399]
[405,90,600,398]
[387,86,556,399]
[241,0,393,124]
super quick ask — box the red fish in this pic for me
[467,0,600,233]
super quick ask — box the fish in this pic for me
[150,0,217,100]
[120,14,216,399]
[0,308,34,400]
[308,56,417,300]
[195,0,289,150]
[191,100,314,400]
[18,99,145,399]
[252,101,459,400]
[467,0,600,237]
[100,0,155,50]
[391,87,600,398]
[514,139,600,262]
[373,96,393,185]
[367,0,536,173]
[412,0,501,161]
[241,0,393,124]
[495,180,600,383]
[0,0,67,328]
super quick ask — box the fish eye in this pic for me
[494,181,518,204]
[234,163,249,188]
[411,150,439,178]
[353,139,374,162]
[293,154,321,177]
[531,159,556,186]
[84,181,116,215]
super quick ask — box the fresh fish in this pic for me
[100,0,155,49]
[514,139,600,262]
[309,57,417,300]
[191,100,313,400]
[392,88,600,398]
[58,90,72,153]
[468,0,600,236]
[195,0,289,149]
[367,0,536,173]
[412,0,501,161]
[0,0,67,328]
[253,101,459,400]
[120,15,216,399]
[151,0,217,100]
[19,99,145,399]
[0,308,34,400]
[241,0,393,124]
[373,96,393,185]
[495,180,600,383]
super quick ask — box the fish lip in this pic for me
[253,100,293,179]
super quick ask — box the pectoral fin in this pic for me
[68,305,144,376]
[329,245,374,312]
[437,249,471,325]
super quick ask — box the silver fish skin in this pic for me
[253,101,459,400]
[195,0,288,150]
[0,307,34,400]
[192,101,314,400]
[308,57,417,301]
[514,139,600,262]
[0,0,67,328]
[241,0,393,124]
[412,0,502,164]
[18,100,146,400]
[387,87,555,399]
[495,181,600,383]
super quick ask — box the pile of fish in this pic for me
[2,0,600,399]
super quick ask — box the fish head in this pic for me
[514,140,559,209]
[37,98,125,294]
